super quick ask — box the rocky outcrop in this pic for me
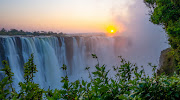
[157,48,177,75]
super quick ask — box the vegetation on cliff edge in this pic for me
[144,0,180,73]
[0,28,64,36]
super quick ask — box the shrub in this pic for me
[47,54,180,100]
[0,54,180,99]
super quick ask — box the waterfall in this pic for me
[0,35,165,90]
[0,36,67,90]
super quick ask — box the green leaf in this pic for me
[118,95,127,99]
[87,83,91,88]
[175,93,179,98]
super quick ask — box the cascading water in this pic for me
[0,36,67,90]
[0,35,167,91]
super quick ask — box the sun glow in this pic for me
[106,25,117,36]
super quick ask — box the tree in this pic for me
[18,54,43,99]
[10,29,18,33]
[0,60,16,99]
[144,0,180,73]
[0,28,7,32]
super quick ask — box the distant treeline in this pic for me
[0,28,64,36]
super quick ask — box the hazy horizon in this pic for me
[0,0,161,34]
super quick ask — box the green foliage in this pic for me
[0,54,44,99]
[0,54,180,99]
[17,81,43,100]
[144,0,180,71]
[46,54,180,100]
[0,28,64,36]
[23,54,37,83]
[0,60,15,99]
[17,54,44,100]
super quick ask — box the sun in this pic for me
[106,25,117,36]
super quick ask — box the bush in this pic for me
[0,54,180,99]
[0,54,180,100]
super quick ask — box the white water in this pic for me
[0,35,168,91]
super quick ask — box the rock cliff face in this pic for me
[158,48,177,75]
[159,48,171,67]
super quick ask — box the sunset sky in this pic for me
[0,0,164,38]
[0,0,138,33]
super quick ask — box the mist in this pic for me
[110,0,169,74]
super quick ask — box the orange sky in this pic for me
[0,0,135,33]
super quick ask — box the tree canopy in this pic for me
[0,28,64,36]
[144,0,180,70]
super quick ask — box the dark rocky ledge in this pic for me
[157,48,177,75]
